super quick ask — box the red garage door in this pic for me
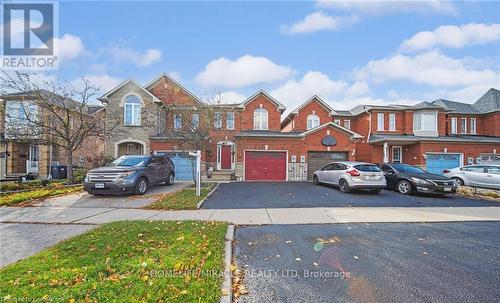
[245,151,287,181]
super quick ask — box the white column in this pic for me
[383,142,389,163]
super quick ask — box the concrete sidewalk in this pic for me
[1,206,499,225]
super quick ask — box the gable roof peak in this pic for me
[290,95,336,115]
[144,72,202,104]
[239,90,286,112]
[97,78,159,103]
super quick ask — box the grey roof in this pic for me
[411,101,445,110]
[333,110,353,116]
[368,134,500,144]
[87,105,104,115]
[472,88,500,113]
[235,130,303,138]
[432,99,479,114]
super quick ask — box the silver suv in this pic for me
[443,165,500,190]
[84,155,175,195]
[312,161,386,193]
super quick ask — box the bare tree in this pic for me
[0,71,111,182]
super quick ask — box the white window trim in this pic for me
[451,117,458,134]
[226,112,235,130]
[174,114,182,130]
[191,113,199,130]
[388,113,396,131]
[306,114,320,130]
[343,119,351,130]
[123,94,142,126]
[460,117,467,134]
[413,112,438,132]
[333,119,341,125]
[392,146,402,163]
[470,118,476,134]
[253,108,268,130]
[377,113,384,131]
[214,112,222,129]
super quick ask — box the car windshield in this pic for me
[110,156,149,167]
[392,163,426,174]
[354,164,381,172]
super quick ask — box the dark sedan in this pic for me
[379,163,457,195]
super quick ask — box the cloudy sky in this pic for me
[36,1,500,111]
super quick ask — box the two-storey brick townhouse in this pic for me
[99,73,500,181]
[0,91,105,180]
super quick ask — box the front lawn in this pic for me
[0,185,83,207]
[147,183,216,210]
[0,220,227,303]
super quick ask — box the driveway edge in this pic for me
[197,183,220,209]
[220,224,234,303]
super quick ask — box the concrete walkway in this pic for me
[1,206,499,225]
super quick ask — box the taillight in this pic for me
[346,169,360,177]
[442,169,450,173]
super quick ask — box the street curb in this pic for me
[196,183,219,209]
[220,224,234,303]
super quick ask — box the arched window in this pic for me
[124,95,141,126]
[253,108,268,130]
[306,114,320,130]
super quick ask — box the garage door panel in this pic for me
[426,153,461,174]
[156,152,194,180]
[245,151,286,181]
[307,152,348,180]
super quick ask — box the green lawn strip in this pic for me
[147,184,216,210]
[0,186,82,206]
[0,220,227,303]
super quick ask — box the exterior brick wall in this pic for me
[240,94,282,131]
[289,98,332,132]
[482,113,500,136]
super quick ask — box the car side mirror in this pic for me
[385,170,394,175]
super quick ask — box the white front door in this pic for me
[392,146,402,163]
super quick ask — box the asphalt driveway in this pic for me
[234,222,500,303]
[202,182,498,209]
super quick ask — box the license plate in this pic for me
[95,183,105,189]
[443,187,451,192]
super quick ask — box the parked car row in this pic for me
[312,161,459,195]
[84,155,176,195]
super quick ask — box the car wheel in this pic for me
[397,180,412,195]
[451,177,464,187]
[370,189,382,194]
[313,175,319,185]
[339,179,351,193]
[165,173,174,186]
[135,177,148,195]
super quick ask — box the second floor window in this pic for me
[174,114,182,129]
[214,112,222,129]
[334,119,341,125]
[227,112,235,130]
[460,118,467,134]
[306,114,320,130]
[124,95,141,126]
[254,108,268,130]
[191,113,199,130]
[388,113,396,131]
[377,113,384,131]
[451,117,458,134]
[413,113,437,131]
[470,118,477,134]
[343,120,351,130]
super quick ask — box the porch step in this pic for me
[206,170,236,181]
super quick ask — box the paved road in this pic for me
[234,222,500,303]
[0,223,95,267]
[33,182,188,208]
[202,182,498,209]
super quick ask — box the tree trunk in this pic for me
[66,150,74,182]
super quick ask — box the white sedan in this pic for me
[443,165,500,190]
[312,161,386,193]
